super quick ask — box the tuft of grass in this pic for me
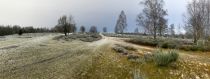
[154,50,179,66]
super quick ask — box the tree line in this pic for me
[0,25,51,36]
[54,15,108,36]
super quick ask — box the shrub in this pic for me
[154,50,179,66]
[126,37,159,47]
[127,54,139,60]
[115,44,137,51]
[160,40,179,49]
[180,45,191,51]
[112,46,128,55]
[18,29,23,36]
[189,45,200,51]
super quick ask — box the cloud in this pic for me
[0,0,188,33]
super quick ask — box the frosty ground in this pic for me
[0,33,210,79]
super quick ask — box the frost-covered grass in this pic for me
[1,33,210,79]
[0,33,57,47]
[0,34,97,79]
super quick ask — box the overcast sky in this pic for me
[0,0,190,33]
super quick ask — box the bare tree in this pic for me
[18,29,23,36]
[103,27,107,33]
[137,0,167,40]
[68,15,76,33]
[89,26,97,33]
[184,0,209,43]
[57,15,76,36]
[80,26,86,33]
[115,10,127,33]
[134,28,139,33]
[58,15,68,36]
[169,24,175,37]
[71,25,77,33]
[205,0,210,41]
[158,17,168,36]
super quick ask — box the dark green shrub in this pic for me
[126,37,159,47]
[169,50,179,62]
[190,45,199,51]
[161,41,178,49]
[180,45,191,51]
[18,29,23,36]
[154,50,179,66]
[159,39,180,49]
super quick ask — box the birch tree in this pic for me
[184,0,209,43]
[137,0,167,40]
[115,10,127,33]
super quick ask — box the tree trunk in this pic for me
[64,25,67,36]
[154,22,157,40]
[159,30,162,36]
[193,36,197,44]
[154,31,157,40]
[193,32,198,44]
[64,33,67,36]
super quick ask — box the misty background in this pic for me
[0,0,189,33]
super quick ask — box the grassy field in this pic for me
[0,33,210,79]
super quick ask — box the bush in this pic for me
[112,46,128,55]
[127,54,139,60]
[126,37,159,47]
[154,50,179,66]
[18,29,23,36]
[115,44,137,51]
[160,40,180,49]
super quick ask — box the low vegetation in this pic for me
[102,33,143,38]
[112,43,179,67]
[53,33,102,42]
[0,25,51,36]
[126,36,210,52]
[154,50,179,66]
